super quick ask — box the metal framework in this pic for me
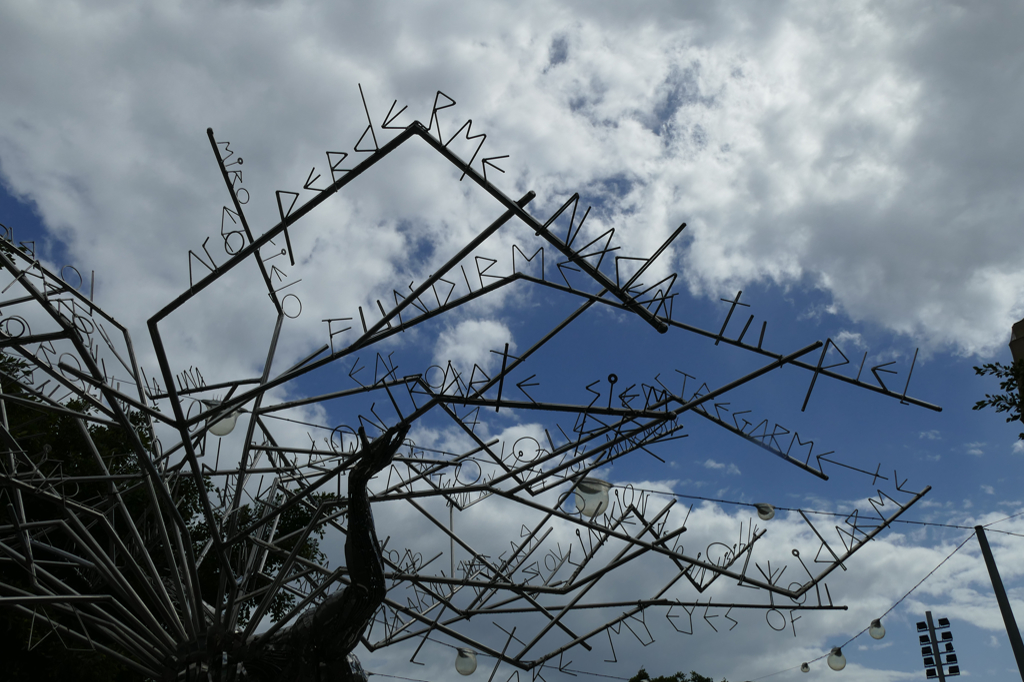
[0,87,940,680]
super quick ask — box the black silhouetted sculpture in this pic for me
[240,426,407,681]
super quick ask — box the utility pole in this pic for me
[975,525,1024,680]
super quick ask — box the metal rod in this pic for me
[976,525,1024,680]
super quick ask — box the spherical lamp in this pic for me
[827,647,846,671]
[209,412,239,437]
[455,648,477,675]
[754,503,776,521]
[204,400,241,437]
[800,662,810,673]
[574,479,611,518]
[869,618,886,640]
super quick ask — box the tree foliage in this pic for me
[973,359,1024,440]
[191,490,334,625]
[629,668,727,682]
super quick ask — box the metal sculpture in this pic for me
[0,86,941,680]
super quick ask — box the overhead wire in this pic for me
[749,530,977,680]
[366,632,638,682]
[623,486,1024,536]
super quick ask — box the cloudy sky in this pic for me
[2,1,1024,680]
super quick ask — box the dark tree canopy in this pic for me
[629,667,727,682]
[0,354,156,680]
[0,352,328,678]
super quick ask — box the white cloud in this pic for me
[1,1,1023,359]
[981,485,995,495]
[703,458,725,470]
[432,318,515,382]
[834,330,867,350]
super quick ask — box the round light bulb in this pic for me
[455,648,477,675]
[869,618,885,640]
[827,647,846,671]
[574,479,611,518]
[204,400,241,437]
[754,503,775,521]
[800,662,810,673]
[209,412,239,437]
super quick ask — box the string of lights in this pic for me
[750,530,977,679]
[626,486,1024,536]
[367,637,638,682]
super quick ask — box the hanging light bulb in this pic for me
[800,662,810,673]
[754,503,775,521]
[827,647,846,671]
[574,479,611,518]
[455,648,477,675]
[204,400,241,437]
[869,618,886,640]
[209,412,239,437]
